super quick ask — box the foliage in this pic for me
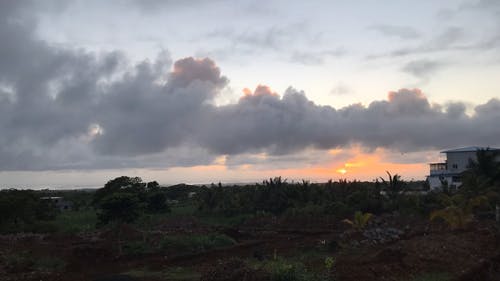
[94,176,145,204]
[163,267,201,281]
[97,192,143,225]
[145,191,170,213]
[324,256,335,270]
[196,177,388,218]
[461,149,500,202]
[2,252,66,273]
[408,272,451,281]
[262,258,325,281]
[159,233,236,253]
[343,211,373,231]
[123,241,155,256]
[2,252,35,273]
[380,171,405,204]
[0,189,57,233]
[124,267,200,281]
[430,194,488,229]
[53,209,97,234]
[94,176,171,226]
[33,256,67,272]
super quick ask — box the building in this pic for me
[40,196,73,211]
[427,146,500,191]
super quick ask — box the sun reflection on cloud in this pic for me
[149,146,429,184]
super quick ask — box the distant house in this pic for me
[427,146,500,191]
[40,196,73,211]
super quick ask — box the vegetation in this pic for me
[0,189,57,233]
[159,233,236,253]
[430,194,489,229]
[343,211,373,231]
[1,149,499,280]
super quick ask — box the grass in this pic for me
[34,256,67,272]
[159,233,236,253]
[123,266,200,280]
[53,209,97,234]
[122,233,237,256]
[246,257,329,281]
[197,213,254,227]
[2,252,66,273]
[163,267,201,280]
[407,272,451,281]
[124,268,163,279]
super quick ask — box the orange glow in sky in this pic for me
[150,146,430,184]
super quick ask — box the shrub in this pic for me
[343,211,373,231]
[263,259,323,281]
[265,259,303,281]
[97,192,143,225]
[430,194,488,229]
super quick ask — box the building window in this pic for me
[452,164,458,169]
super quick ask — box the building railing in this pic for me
[429,162,447,175]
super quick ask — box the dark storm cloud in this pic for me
[1,1,500,171]
[92,55,228,156]
[192,87,500,155]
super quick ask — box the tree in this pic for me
[462,149,500,194]
[145,192,170,213]
[97,192,143,225]
[146,181,160,191]
[94,176,145,205]
[0,190,57,232]
[380,171,405,206]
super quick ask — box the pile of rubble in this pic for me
[361,227,404,245]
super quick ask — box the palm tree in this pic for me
[380,171,405,203]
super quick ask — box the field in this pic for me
[1,175,500,281]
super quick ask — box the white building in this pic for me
[40,196,73,211]
[427,146,500,191]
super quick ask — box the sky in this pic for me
[1,0,500,188]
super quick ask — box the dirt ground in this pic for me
[1,216,499,281]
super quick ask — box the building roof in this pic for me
[441,146,500,153]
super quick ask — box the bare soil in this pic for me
[1,215,499,281]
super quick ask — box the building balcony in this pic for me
[429,162,447,175]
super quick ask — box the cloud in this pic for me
[289,48,346,65]
[1,1,500,172]
[330,83,352,96]
[370,25,421,40]
[367,27,466,59]
[401,59,445,82]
